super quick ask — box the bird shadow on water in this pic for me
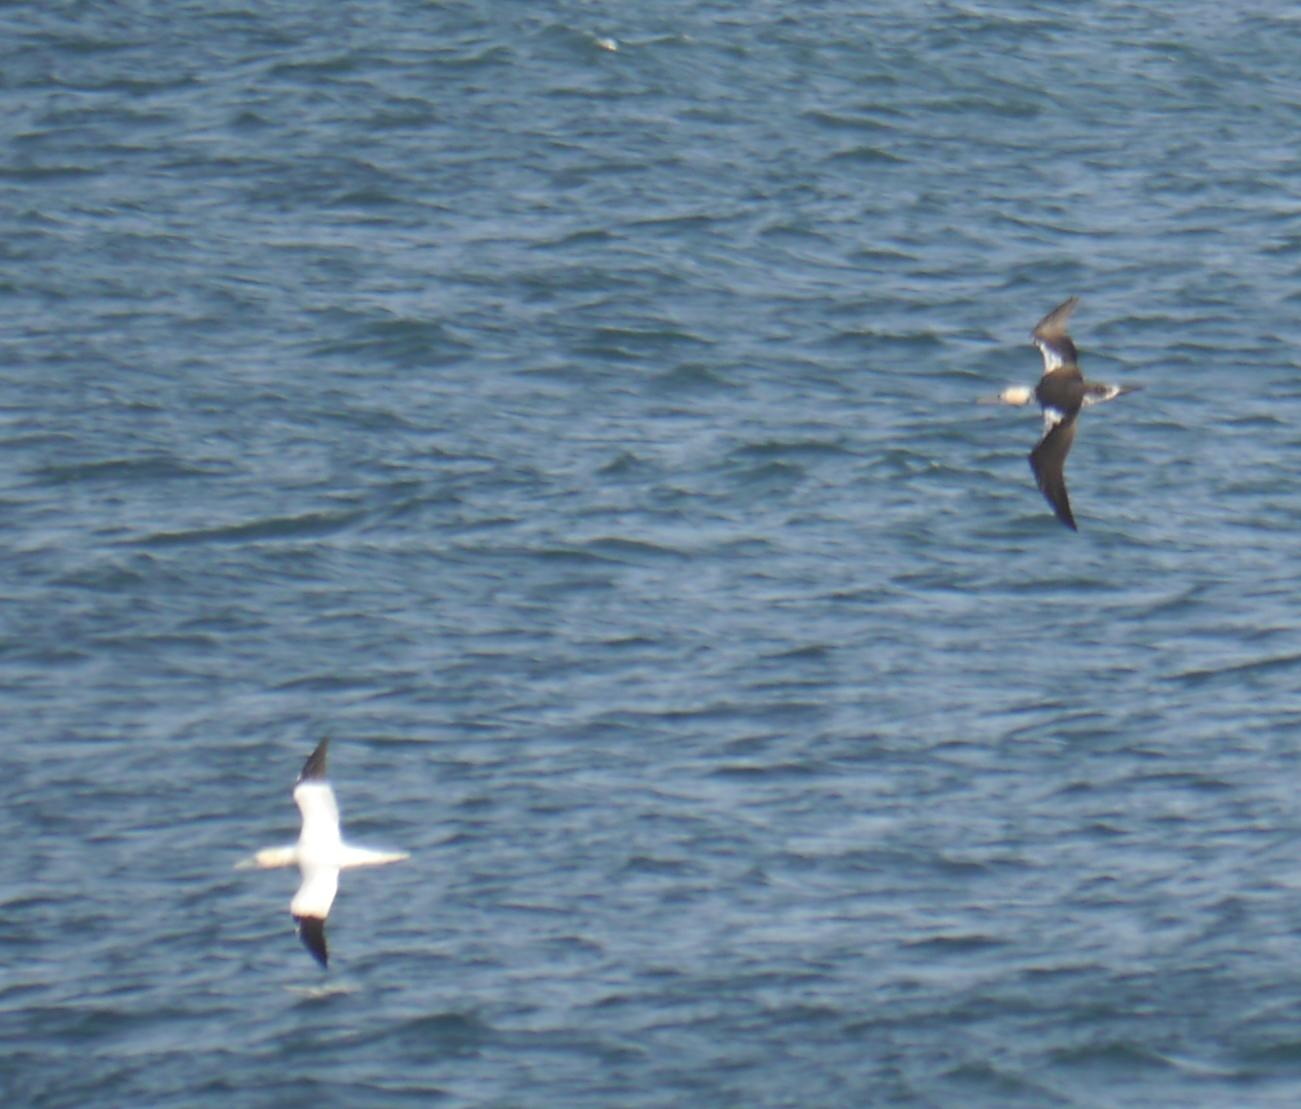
[286,979,361,1001]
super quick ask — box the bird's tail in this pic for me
[338,845,409,869]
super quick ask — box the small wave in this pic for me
[134,508,364,548]
[32,455,212,485]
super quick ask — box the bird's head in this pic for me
[978,385,1035,406]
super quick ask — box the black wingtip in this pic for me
[1032,296,1080,339]
[1032,475,1078,530]
[299,737,329,783]
[1038,480,1078,530]
[294,914,329,968]
[1028,434,1079,531]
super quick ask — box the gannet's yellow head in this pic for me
[978,385,1034,406]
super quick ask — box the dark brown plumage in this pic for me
[1022,297,1139,530]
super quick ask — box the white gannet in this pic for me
[982,296,1141,530]
[237,737,408,968]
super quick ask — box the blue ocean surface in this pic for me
[3,1,1301,1104]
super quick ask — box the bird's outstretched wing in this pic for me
[1032,296,1080,373]
[1029,418,1079,530]
[294,778,340,845]
[294,739,339,847]
[299,737,329,782]
[292,864,339,968]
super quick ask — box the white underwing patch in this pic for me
[1082,384,1122,406]
[1035,339,1066,374]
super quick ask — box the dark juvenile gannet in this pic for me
[237,738,408,968]
[984,296,1140,530]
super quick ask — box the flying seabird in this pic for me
[983,296,1140,530]
[237,738,408,968]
